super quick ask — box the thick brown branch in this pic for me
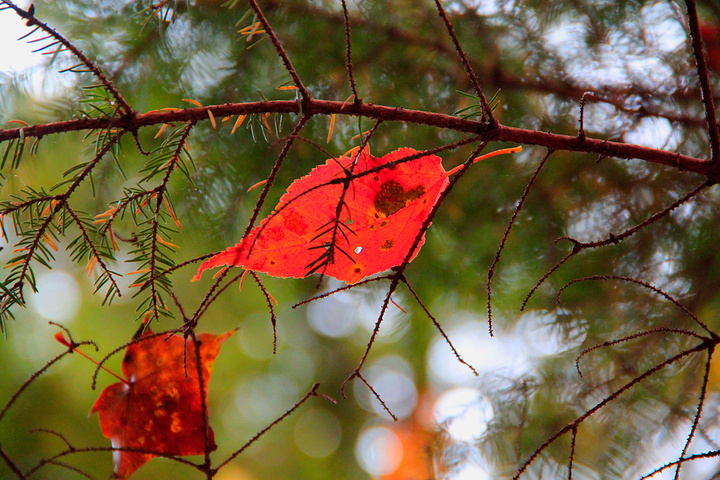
[0,100,712,177]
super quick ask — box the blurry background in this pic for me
[2,0,720,479]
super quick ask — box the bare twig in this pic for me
[685,0,720,166]
[514,340,712,479]
[0,444,25,479]
[340,0,359,102]
[557,275,715,336]
[214,383,327,471]
[487,149,552,333]
[432,0,494,124]
[247,0,310,103]
[674,346,713,479]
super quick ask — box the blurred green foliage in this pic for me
[2,0,720,479]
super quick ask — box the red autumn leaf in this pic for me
[90,328,234,479]
[194,146,519,284]
[194,148,444,284]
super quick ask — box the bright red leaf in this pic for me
[194,146,520,284]
[90,328,234,479]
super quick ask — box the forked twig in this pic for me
[432,0,494,124]
[522,180,711,310]
[556,180,711,250]
[514,341,711,479]
[574,327,705,377]
[557,275,715,336]
[342,142,489,405]
[247,0,310,103]
[673,345,713,479]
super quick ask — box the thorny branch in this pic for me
[685,0,720,166]
[514,340,714,479]
[0,101,711,177]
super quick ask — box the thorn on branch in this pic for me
[25,3,34,26]
[578,91,595,140]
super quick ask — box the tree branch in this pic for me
[0,100,712,177]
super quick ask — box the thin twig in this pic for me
[65,205,121,295]
[248,271,277,354]
[247,0,310,103]
[243,116,310,256]
[674,345,713,480]
[556,180,711,250]
[514,340,711,479]
[523,180,711,310]
[574,327,706,377]
[292,275,393,308]
[214,383,326,471]
[433,0,494,124]
[356,371,397,421]
[187,330,213,475]
[0,444,25,479]
[557,275,715,337]
[578,92,595,140]
[685,0,720,165]
[487,149,552,334]
[402,275,478,376]
[340,0,360,102]
[148,123,193,321]
[567,425,577,480]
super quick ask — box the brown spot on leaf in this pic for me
[284,210,308,235]
[373,180,426,217]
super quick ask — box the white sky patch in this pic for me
[452,462,491,480]
[641,2,686,53]
[623,116,680,150]
[0,0,42,74]
[433,387,494,442]
[427,317,531,388]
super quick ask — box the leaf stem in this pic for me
[445,146,522,176]
[54,332,129,385]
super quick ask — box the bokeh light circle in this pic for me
[355,426,403,476]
